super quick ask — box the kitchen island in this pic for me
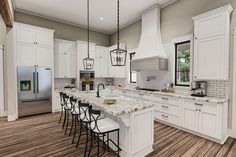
[66,90,155,157]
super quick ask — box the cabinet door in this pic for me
[194,35,227,80]
[194,13,226,40]
[35,31,52,47]
[35,45,52,66]
[198,105,219,138]
[17,43,35,66]
[65,54,77,78]
[16,27,35,44]
[68,42,77,55]
[54,53,66,78]
[182,103,198,132]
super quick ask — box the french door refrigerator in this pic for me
[17,66,52,117]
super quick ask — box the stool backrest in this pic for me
[70,97,79,113]
[89,109,102,133]
[79,103,91,122]
[63,94,70,108]
[59,92,66,106]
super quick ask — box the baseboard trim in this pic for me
[228,128,236,138]
[7,114,17,121]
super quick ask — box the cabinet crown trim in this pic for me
[192,4,233,20]
[14,22,55,33]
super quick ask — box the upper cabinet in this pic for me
[95,46,109,78]
[54,39,77,78]
[15,23,54,67]
[193,5,233,80]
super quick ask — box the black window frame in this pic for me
[175,41,191,87]
[130,52,136,83]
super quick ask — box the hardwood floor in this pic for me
[0,113,235,157]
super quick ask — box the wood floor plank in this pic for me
[215,137,235,157]
[227,140,236,157]
[204,142,222,157]
[181,138,208,157]
[169,135,200,157]
[192,140,215,157]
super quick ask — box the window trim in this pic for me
[130,52,136,83]
[174,41,191,87]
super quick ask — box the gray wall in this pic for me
[14,11,110,47]
[110,0,236,128]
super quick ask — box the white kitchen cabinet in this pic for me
[192,5,233,80]
[15,23,54,67]
[17,43,36,66]
[95,46,109,78]
[181,100,226,140]
[54,53,66,78]
[182,103,199,132]
[54,39,77,78]
[77,41,96,71]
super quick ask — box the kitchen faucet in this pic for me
[96,83,105,98]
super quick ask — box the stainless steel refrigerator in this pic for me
[17,66,52,117]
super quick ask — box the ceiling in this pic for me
[13,0,177,34]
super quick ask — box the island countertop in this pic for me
[62,90,154,116]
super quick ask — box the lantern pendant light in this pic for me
[110,0,127,66]
[83,0,94,70]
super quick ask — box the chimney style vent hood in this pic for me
[131,5,168,71]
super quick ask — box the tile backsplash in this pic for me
[54,78,76,89]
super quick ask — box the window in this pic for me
[130,53,136,83]
[175,41,191,86]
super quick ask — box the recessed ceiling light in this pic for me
[100,17,104,20]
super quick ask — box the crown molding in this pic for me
[14,9,111,35]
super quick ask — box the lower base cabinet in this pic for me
[155,97,228,144]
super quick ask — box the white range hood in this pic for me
[131,5,168,71]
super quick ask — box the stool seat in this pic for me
[90,118,120,133]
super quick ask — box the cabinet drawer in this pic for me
[153,95,179,105]
[187,101,217,114]
[155,111,179,125]
[155,103,179,116]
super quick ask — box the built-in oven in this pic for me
[79,70,95,91]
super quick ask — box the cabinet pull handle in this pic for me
[162,97,169,100]
[162,105,169,108]
[162,114,168,118]
[194,103,203,106]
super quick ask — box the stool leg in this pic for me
[88,131,94,157]
[76,121,83,148]
[84,127,89,157]
[117,130,120,157]
[72,115,78,144]
[107,133,110,151]
[97,134,100,157]
[59,106,63,124]
[69,114,74,136]
[65,111,70,135]
[62,109,67,129]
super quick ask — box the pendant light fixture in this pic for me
[110,0,127,66]
[83,0,94,70]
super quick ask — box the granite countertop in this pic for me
[120,88,228,104]
[61,90,155,116]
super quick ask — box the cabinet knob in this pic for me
[196,109,198,111]
[199,109,201,112]
[195,37,198,40]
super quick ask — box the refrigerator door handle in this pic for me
[33,72,36,93]
[37,72,39,93]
